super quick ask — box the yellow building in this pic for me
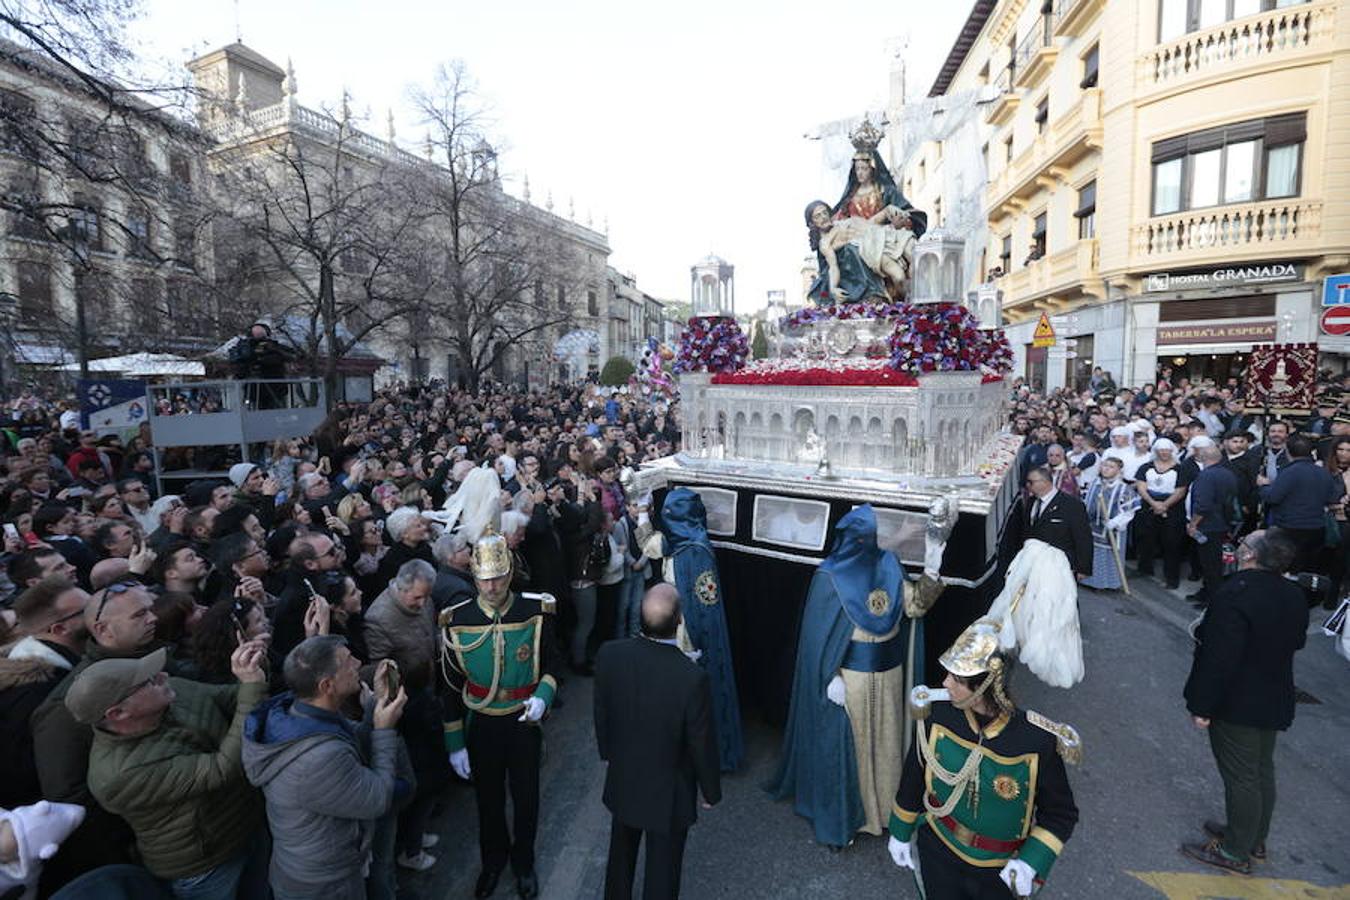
[916,0,1349,391]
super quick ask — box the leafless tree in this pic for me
[210,101,434,403]
[411,62,589,391]
[0,0,220,382]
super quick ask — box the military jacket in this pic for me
[888,700,1079,884]
[439,592,558,753]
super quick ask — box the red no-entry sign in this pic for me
[1322,306,1350,336]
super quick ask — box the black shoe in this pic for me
[475,869,502,898]
[1181,838,1250,875]
[516,871,539,899]
[1203,820,1266,861]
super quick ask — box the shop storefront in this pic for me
[1127,261,1317,386]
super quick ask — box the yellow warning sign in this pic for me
[1033,312,1056,348]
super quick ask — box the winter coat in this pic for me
[243,693,401,892]
[363,586,438,690]
[87,679,266,880]
[0,638,79,808]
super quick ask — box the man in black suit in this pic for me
[1001,466,1094,576]
[594,584,721,900]
[1182,529,1307,875]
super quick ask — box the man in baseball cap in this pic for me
[65,641,270,895]
[63,647,171,727]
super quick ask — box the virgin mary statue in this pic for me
[805,119,927,305]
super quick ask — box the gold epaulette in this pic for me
[1026,710,1083,766]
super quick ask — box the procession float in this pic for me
[637,120,1023,722]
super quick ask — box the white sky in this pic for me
[130,0,972,314]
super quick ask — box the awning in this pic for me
[14,343,74,365]
[57,353,206,377]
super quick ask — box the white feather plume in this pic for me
[985,539,1084,688]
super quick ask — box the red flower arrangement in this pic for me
[674,316,749,374]
[886,303,1013,375]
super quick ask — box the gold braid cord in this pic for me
[916,719,985,819]
[440,611,504,713]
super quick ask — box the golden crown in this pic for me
[471,530,512,581]
[848,117,885,159]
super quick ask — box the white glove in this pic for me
[999,858,1038,897]
[825,674,846,707]
[1107,513,1133,532]
[0,801,86,883]
[887,836,914,870]
[449,749,472,780]
[517,697,546,723]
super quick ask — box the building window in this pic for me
[66,116,102,177]
[69,198,102,252]
[1149,112,1305,215]
[587,289,599,317]
[999,234,1012,274]
[174,219,197,270]
[1081,44,1099,89]
[917,159,926,186]
[16,260,53,323]
[1075,180,1097,239]
[1007,34,1017,81]
[0,90,37,160]
[339,249,368,275]
[1158,0,1307,43]
[118,131,153,184]
[76,269,111,322]
[9,184,50,242]
[1004,135,1014,162]
[169,151,192,185]
[130,277,162,335]
[125,208,152,259]
[933,197,943,229]
[1035,98,1049,136]
[1030,212,1047,261]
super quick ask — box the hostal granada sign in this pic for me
[1145,263,1302,292]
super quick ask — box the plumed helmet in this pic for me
[471,530,512,581]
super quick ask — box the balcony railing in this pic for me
[986,89,1102,217]
[1131,198,1321,261]
[1139,1,1335,89]
[1053,0,1102,38]
[985,68,1021,126]
[1002,239,1099,305]
[1014,21,1059,88]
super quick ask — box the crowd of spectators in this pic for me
[1010,364,1350,606]
[0,379,678,899]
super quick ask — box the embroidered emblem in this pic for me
[993,775,1021,801]
[866,588,891,616]
[694,570,719,606]
[515,643,532,664]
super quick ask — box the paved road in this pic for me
[410,577,1350,899]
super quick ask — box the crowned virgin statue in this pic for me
[806,119,927,306]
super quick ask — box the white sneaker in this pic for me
[396,850,436,871]
[421,833,440,849]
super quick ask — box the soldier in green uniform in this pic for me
[886,621,1080,898]
[440,531,559,899]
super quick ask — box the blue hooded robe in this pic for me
[767,505,921,846]
[661,488,744,772]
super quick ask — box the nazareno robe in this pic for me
[767,505,923,846]
[661,488,744,772]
